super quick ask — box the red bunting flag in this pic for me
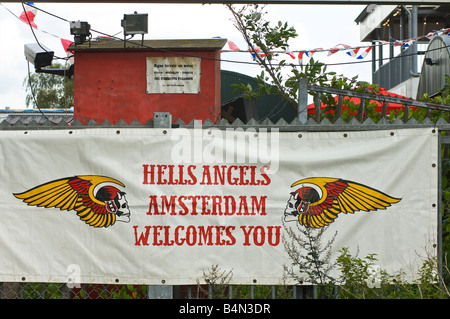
[298,51,309,63]
[284,46,295,59]
[19,2,38,29]
[227,41,240,51]
[61,39,74,53]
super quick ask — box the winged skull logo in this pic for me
[284,177,401,229]
[13,175,130,228]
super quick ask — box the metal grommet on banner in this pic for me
[161,279,166,284]
[390,132,394,136]
[115,278,119,283]
[298,134,302,138]
[116,130,120,135]
[343,133,348,138]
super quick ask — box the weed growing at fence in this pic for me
[336,247,450,299]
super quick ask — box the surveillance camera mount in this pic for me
[25,43,74,79]
[70,21,91,46]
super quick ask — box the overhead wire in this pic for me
[21,2,56,123]
[4,2,450,123]
[16,2,450,69]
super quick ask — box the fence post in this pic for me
[337,95,344,120]
[298,78,308,124]
[148,111,174,300]
[314,93,321,123]
[357,99,366,122]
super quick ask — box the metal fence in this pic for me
[0,84,449,299]
[0,282,329,299]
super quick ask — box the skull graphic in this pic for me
[97,186,131,223]
[112,192,131,223]
[284,185,321,222]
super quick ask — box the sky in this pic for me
[0,2,371,109]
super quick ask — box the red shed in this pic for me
[69,38,226,125]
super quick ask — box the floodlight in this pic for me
[121,12,148,36]
[70,20,91,45]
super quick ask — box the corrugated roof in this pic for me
[0,109,73,126]
[417,35,450,98]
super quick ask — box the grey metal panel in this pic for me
[417,35,450,98]
[373,45,418,90]
[0,114,448,131]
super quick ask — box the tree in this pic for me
[23,62,74,109]
[227,4,361,115]
[228,4,450,297]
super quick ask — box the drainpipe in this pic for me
[411,5,418,75]
[402,5,419,75]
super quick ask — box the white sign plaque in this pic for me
[146,57,201,94]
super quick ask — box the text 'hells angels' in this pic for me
[133,164,281,247]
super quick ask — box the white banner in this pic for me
[0,127,438,285]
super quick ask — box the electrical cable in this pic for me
[20,2,68,61]
[26,61,55,123]
[20,2,450,69]
[21,2,74,124]
[7,2,450,123]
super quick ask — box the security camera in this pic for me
[70,21,91,45]
[24,43,54,69]
[24,43,73,79]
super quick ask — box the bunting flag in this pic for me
[249,45,261,60]
[222,26,450,64]
[402,39,417,48]
[61,38,75,64]
[19,2,38,29]
[60,39,74,53]
[227,41,240,51]
[392,39,404,47]
[426,31,439,39]
[310,48,323,57]
[440,28,450,36]
[298,51,309,64]
[356,46,373,59]
[328,43,351,56]
[284,46,295,59]
[346,47,360,57]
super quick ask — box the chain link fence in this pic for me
[0,282,310,299]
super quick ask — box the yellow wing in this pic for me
[13,175,125,228]
[291,178,401,228]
